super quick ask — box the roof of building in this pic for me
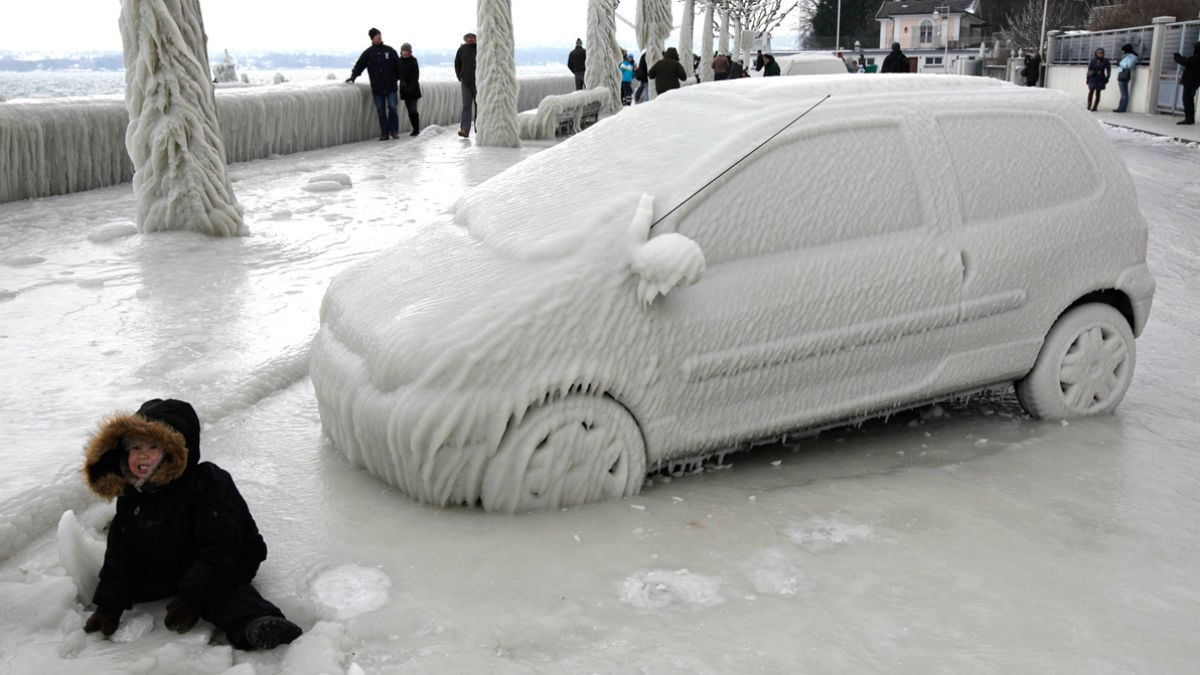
[875,0,982,20]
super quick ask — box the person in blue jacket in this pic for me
[1113,44,1137,113]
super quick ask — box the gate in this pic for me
[1158,20,1200,114]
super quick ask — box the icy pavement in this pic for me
[1,124,1198,673]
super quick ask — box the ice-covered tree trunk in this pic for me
[679,0,696,83]
[719,7,731,55]
[700,3,715,82]
[120,0,245,236]
[476,0,520,148]
[636,0,672,99]
[585,0,622,113]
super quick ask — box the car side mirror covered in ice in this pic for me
[627,193,705,306]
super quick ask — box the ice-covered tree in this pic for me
[700,2,716,81]
[636,0,673,98]
[476,0,520,147]
[724,0,801,50]
[585,0,623,112]
[679,0,697,83]
[719,5,731,54]
[119,0,245,236]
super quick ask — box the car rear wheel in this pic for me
[1015,303,1136,419]
[481,395,646,512]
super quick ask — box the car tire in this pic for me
[1015,303,1136,419]
[481,394,646,512]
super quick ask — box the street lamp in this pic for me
[933,6,951,73]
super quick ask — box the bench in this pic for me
[519,89,613,141]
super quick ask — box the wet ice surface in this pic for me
[1,126,1198,673]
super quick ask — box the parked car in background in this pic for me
[311,75,1154,512]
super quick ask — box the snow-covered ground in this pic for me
[0,124,1197,673]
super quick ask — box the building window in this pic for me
[926,56,943,66]
[919,20,934,43]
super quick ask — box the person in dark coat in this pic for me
[82,399,301,651]
[398,42,422,136]
[648,47,687,95]
[762,53,781,77]
[1023,52,1041,87]
[880,42,910,73]
[634,52,649,103]
[754,49,765,72]
[346,27,402,140]
[455,32,477,138]
[1173,41,1200,125]
[1085,47,1111,112]
[568,38,587,90]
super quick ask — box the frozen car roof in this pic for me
[454,75,1014,259]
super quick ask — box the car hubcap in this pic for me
[1057,323,1130,413]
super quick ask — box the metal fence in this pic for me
[1051,26,1154,64]
[1157,20,1200,113]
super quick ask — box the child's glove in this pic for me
[84,607,122,636]
[164,596,200,633]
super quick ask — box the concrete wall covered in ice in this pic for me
[0,75,574,204]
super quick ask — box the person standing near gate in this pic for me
[346,28,402,140]
[1113,44,1136,113]
[1173,42,1200,125]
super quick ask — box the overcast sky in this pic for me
[2,1,649,53]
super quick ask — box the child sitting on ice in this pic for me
[81,398,301,650]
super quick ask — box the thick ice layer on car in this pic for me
[311,75,1151,510]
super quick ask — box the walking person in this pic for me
[648,47,687,95]
[568,38,586,90]
[881,42,910,73]
[634,52,649,104]
[346,27,402,140]
[1113,44,1136,113]
[1173,42,1200,125]
[712,52,730,80]
[620,52,635,105]
[398,43,422,135]
[455,32,477,138]
[1085,47,1110,112]
[81,399,302,651]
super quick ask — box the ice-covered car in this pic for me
[311,75,1154,512]
[777,53,851,76]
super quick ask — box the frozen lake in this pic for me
[0,122,1197,673]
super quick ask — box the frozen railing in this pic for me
[1050,26,1154,65]
[0,75,573,204]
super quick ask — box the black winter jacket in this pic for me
[568,46,586,74]
[455,42,477,89]
[399,55,422,101]
[351,43,401,96]
[1175,49,1200,87]
[84,399,267,613]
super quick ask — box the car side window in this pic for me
[674,121,922,265]
[935,112,1099,225]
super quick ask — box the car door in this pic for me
[647,118,964,453]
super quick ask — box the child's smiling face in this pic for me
[125,437,163,481]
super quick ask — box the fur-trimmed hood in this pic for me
[83,399,201,501]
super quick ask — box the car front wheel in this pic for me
[1015,303,1136,419]
[481,394,647,512]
